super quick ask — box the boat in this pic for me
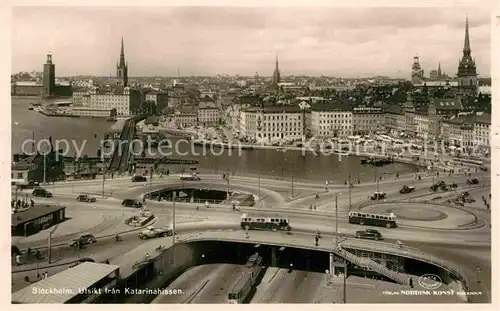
[276,147,287,152]
[28,104,34,110]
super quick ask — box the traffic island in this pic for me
[359,202,478,230]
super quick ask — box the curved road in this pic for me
[11,172,491,302]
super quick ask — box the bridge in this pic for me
[107,116,147,173]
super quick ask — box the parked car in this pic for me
[76,194,97,203]
[121,199,143,208]
[131,175,147,182]
[355,229,383,240]
[467,178,479,185]
[32,187,52,198]
[68,234,96,247]
[399,185,416,194]
[370,191,387,200]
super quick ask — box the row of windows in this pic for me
[242,217,289,223]
[319,119,351,124]
[349,212,395,221]
[263,115,301,121]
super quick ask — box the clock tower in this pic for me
[456,16,477,90]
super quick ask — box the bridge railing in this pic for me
[339,239,470,290]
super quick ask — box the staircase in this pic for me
[334,246,409,285]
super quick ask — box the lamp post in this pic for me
[43,153,47,185]
[348,173,352,211]
[291,170,295,198]
[101,157,106,198]
[149,169,153,198]
[172,192,176,266]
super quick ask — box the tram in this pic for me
[240,214,291,231]
[227,253,263,304]
[348,211,397,228]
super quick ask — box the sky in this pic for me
[11,5,492,78]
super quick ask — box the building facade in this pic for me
[240,106,303,142]
[174,108,197,127]
[384,107,406,136]
[309,104,352,138]
[428,98,463,140]
[352,107,384,136]
[197,101,219,127]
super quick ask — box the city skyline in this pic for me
[12,6,492,78]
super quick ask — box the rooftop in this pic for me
[12,205,66,227]
[11,262,119,303]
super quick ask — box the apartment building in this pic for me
[198,100,220,127]
[384,106,406,136]
[240,106,303,142]
[428,98,463,140]
[71,87,142,117]
[352,107,384,135]
[174,107,197,127]
[309,103,352,138]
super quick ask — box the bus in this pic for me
[227,253,263,304]
[348,211,397,228]
[240,214,291,231]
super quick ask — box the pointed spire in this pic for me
[121,36,125,56]
[463,15,471,54]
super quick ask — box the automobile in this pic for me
[68,234,97,248]
[121,199,143,208]
[138,226,173,239]
[467,178,479,185]
[32,187,52,198]
[399,185,416,194]
[76,194,97,203]
[370,191,387,200]
[355,229,383,240]
[180,174,201,181]
[131,175,147,182]
[479,166,488,172]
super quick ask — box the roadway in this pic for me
[11,171,491,302]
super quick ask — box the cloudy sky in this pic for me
[11,5,492,78]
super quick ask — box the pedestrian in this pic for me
[313,205,316,210]
[409,277,414,288]
[315,235,319,246]
[43,271,48,279]
[15,254,22,266]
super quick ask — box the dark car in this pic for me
[400,185,415,194]
[122,199,143,208]
[370,192,387,200]
[68,234,96,248]
[467,178,479,185]
[131,175,147,182]
[76,194,96,203]
[355,229,383,240]
[32,188,52,198]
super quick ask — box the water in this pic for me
[11,98,418,182]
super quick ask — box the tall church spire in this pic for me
[463,15,471,55]
[272,53,281,89]
[117,37,128,87]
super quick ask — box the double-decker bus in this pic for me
[348,211,397,228]
[240,214,291,231]
[227,253,263,304]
